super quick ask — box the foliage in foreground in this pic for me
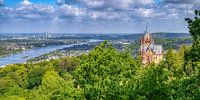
[0,40,199,99]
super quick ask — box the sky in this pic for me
[0,0,199,33]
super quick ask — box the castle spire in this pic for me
[145,22,148,34]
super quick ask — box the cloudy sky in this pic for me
[0,0,199,33]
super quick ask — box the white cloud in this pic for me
[139,0,154,5]
[89,11,128,20]
[14,3,55,20]
[59,4,87,17]
[164,3,194,10]
[179,4,193,9]
[20,0,32,6]
[164,0,200,4]
[82,0,105,8]
[39,5,54,14]
[166,13,179,19]
[115,0,134,9]
[0,0,194,22]
[187,10,194,15]
[75,0,154,10]
[135,8,155,17]
[1,0,199,33]
[0,0,199,29]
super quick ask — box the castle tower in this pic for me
[140,23,163,64]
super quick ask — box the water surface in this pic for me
[0,39,103,67]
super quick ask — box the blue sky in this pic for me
[4,0,55,6]
[0,0,199,33]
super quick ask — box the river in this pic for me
[0,39,103,67]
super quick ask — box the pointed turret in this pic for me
[141,22,153,44]
[140,23,163,65]
[145,22,148,34]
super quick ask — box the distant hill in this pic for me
[152,33,190,39]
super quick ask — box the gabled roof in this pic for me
[153,45,162,54]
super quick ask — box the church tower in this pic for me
[140,23,163,64]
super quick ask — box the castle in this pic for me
[140,24,163,64]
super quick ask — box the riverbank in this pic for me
[0,39,103,67]
[0,49,24,58]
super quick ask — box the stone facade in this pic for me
[140,28,163,64]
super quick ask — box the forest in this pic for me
[0,10,200,100]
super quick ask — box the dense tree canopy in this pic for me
[74,41,140,99]
[185,10,200,62]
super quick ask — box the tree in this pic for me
[35,70,82,100]
[177,45,186,67]
[0,78,16,96]
[135,65,172,99]
[0,77,28,100]
[2,95,25,100]
[74,41,139,99]
[26,67,46,89]
[178,71,200,99]
[165,49,176,69]
[185,10,200,62]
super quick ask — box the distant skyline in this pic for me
[0,0,199,33]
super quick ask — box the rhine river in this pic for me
[0,39,103,67]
